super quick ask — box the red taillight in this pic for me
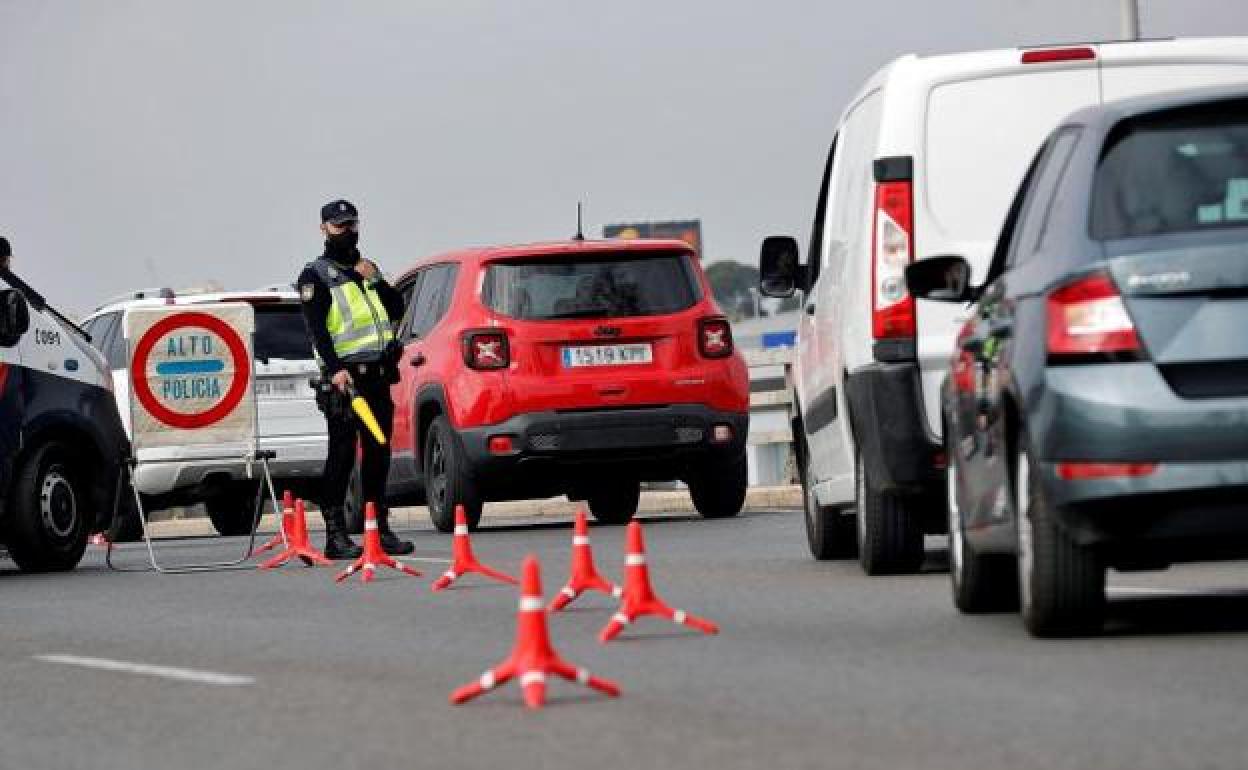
[1056,462,1157,481]
[1046,273,1142,359]
[488,435,515,454]
[871,180,915,340]
[462,329,510,370]
[1021,47,1096,64]
[0,363,8,394]
[698,317,733,358]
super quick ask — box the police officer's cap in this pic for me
[321,199,359,226]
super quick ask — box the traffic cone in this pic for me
[335,502,423,583]
[431,506,517,591]
[89,533,110,548]
[260,499,334,569]
[549,509,621,612]
[450,555,621,709]
[598,521,719,642]
[254,490,294,557]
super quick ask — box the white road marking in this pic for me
[34,654,253,686]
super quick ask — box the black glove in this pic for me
[311,376,348,419]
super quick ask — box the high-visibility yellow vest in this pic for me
[309,258,395,363]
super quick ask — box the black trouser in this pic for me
[322,367,394,514]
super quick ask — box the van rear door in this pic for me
[915,55,1100,435]
[1099,38,1248,102]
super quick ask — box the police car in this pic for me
[0,243,128,571]
[82,287,327,536]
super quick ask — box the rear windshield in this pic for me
[1091,104,1248,239]
[481,252,701,320]
[253,303,314,362]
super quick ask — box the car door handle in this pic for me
[409,352,426,367]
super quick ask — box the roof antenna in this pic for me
[573,202,585,241]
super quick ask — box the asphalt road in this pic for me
[3,507,1248,770]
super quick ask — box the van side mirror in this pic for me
[905,255,974,303]
[0,288,31,347]
[759,236,805,298]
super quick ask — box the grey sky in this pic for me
[3,0,1246,314]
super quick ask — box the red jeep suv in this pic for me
[368,238,749,532]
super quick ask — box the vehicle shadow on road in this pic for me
[1104,591,1248,636]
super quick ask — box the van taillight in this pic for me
[1021,47,1096,64]
[698,317,733,358]
[1046,273,1142,360]
[462,329,510,370]
[871,180,915,340]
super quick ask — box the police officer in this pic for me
[297,199,413,558]
[0,236,11,272]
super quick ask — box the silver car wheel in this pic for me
[40,467,77,539]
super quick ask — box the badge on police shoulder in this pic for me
[300,283,315,302]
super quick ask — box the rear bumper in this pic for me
[458,404,748,486]
[845,363,942,494]
[133,435,328,496]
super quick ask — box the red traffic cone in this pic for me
[598,521,719,642]
[549,509,621,612]
[431,506,517,591]
[450,555,620,709]
[260,499,334,569]
[335,502,423,583]
[89,533,110,548]
[254,490,294,557]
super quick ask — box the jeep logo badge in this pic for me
[593,325,622,337]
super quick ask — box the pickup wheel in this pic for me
[689,451,747,519]
[802,452,856,560]
[1015,434,1104,637]
[205,485,262,537]
[855,454,924,575]
[424,416,482,533]
[587,479,640,525]
[4,442,90,572]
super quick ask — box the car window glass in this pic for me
[433,264,459,324]
[408,266,451,339]
[1091,104,1248,239]
[1009,128,1081,267]
[806,136,839,288]
[103,312,128,368]
[397,271,425,340]
[253,304,314,362]
[482,254,698,320]
[984,143,1048,285]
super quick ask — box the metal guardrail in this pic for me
[743,348,797,485]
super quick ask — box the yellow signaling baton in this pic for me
[346,386,387,446]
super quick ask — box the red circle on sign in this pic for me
[131,311,251,430]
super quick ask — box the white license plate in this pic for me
[562,343,653,368]
[255,376,306,399]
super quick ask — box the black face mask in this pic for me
[324,230,359,265]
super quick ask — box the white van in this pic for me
[1,244,128,571]
[760,37,1248,575]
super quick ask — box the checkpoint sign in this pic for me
[124,303,257,451]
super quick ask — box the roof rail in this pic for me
[94,287,176,310]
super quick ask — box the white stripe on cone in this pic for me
[480,671,496,690]
[673,609,687,624]
[625,554,646,566]
[454,526,469,535]
[520,671,547,687]
[573,535,590,546]
[612,612,630,625]
[365,520,378,531]
[518,597,545,613]
[576,668,590,684]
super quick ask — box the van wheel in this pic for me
[689,452,747,519]
[855,454,924,575]
[587,479,640,525]
[802,451,856,560]
[344,460,365,535]
[205,485,261,537]
[1014,434,1104,637]
[948,450,1017,612]
[4,442,90,572]
[424,416,482,533]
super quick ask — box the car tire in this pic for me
[205,485,261,537]
[343,459,365,535]
[689,451,747,519]
[424,415,482,533]
[802,451,856,560]
[587,478,641,525]
[855,453,924,575]
[1014,433,1105,637]
[947,448,1017,613]
[4,442,90,572]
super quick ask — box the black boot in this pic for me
[377,507,414,555]
[321,507,362,560]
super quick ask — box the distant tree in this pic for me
[705,261,761,320]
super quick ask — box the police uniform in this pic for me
[297,199,412,557]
